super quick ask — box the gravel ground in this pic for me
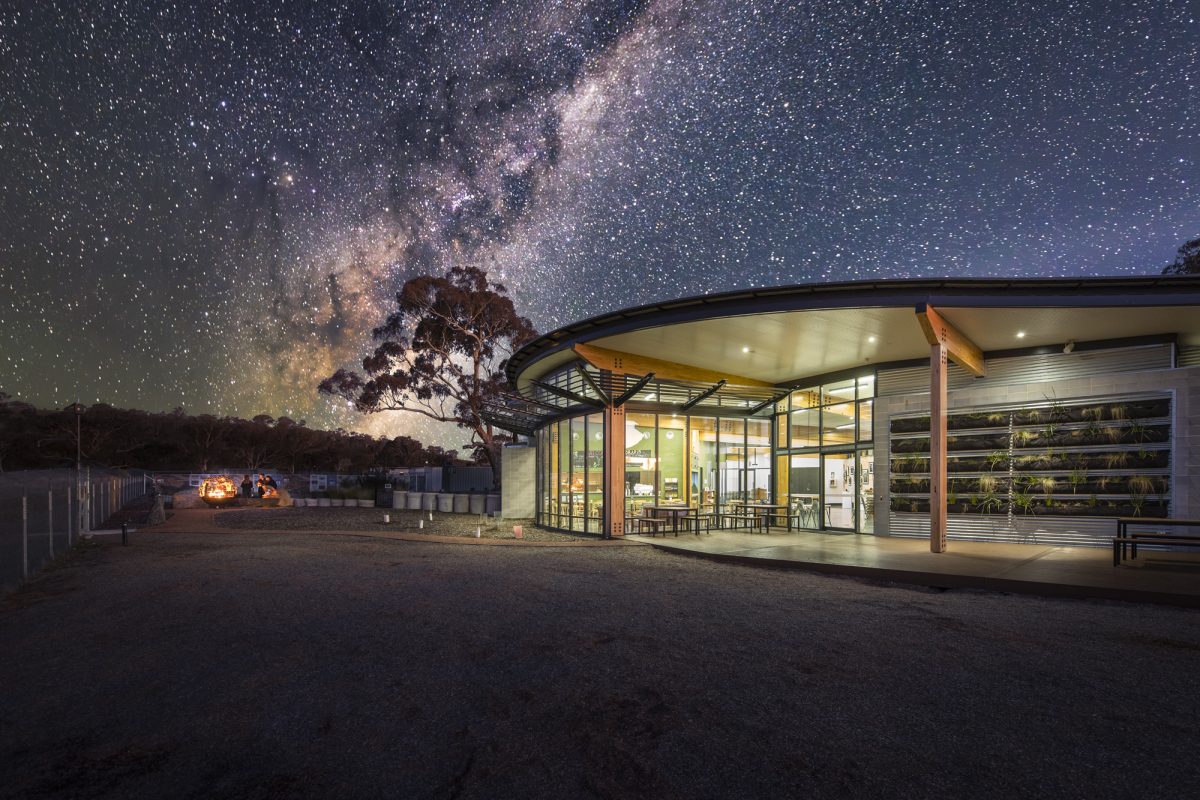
[2,532,1198,799]
[211,507,577,541]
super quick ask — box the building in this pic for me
[489,277,1200,549]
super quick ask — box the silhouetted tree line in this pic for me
[0,391,472,473]
[1162,237,1199,275]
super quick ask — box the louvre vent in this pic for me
[1179,345,1200,367]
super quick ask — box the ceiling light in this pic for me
[867,335,877,343]
[836,423,856,430]
[742,346,750,353]
[1016,331,1026,339]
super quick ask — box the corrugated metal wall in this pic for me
[877,343,1173,396]
[888,513,1119,548]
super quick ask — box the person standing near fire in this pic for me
[256,473,266,497]
[241,475,252,498]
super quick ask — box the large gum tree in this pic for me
[319,267,536,480]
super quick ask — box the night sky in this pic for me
[2,1,1197,447]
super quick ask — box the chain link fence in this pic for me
[0,468,150,593]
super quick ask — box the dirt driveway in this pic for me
[2,531,1197,799]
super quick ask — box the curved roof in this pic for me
[508,276,1200,389]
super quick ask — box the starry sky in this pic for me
[1,1,1197,447]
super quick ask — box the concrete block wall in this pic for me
[500,445,536,519]
[873,364,1200,538]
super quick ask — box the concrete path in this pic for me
[630,529,1200,606]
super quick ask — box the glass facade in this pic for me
[534,370,878,534]
[775,372,876,532]
[536,413,604,533]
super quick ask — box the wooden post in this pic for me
[604,403,626,538]
[21,494,28,579]
[929,342,948,553]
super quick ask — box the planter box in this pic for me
[330,498,344,507]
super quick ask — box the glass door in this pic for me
[822,452,855,530]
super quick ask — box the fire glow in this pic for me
[199,475,239,505]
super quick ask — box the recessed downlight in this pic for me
[1016,331,1027,339]
[867,335,877,343]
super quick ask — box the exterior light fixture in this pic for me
[742,346,750,353]
[1016,331,1026,339]
[867,335,877,343]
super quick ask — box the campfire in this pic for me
[199,475,239,506]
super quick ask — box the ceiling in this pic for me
[518,304,1200,388]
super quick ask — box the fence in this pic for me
[0,468,150,593]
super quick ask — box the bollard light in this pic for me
[418,518,424,530]
[513,525,523,539]
[475,526,481,538]
[383,513,390,524]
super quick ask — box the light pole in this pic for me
[75,399,83,535]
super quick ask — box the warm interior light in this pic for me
[742,346,750,353]
[1016,331,1026,338]
[836,423,856,430]
[867,335,877,343]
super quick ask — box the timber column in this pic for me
[915,303,986,554]
[604,402,626,537]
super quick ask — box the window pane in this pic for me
[569,417,586,530]
[858,400,873,442]
[788,453,821,529]
[790,387,821,410]
[746,418,771,503]
[857,373,875,399]
[775,413,787,449]
[625,412,657,518]
[556,419,570,528]
[790,408,820,448]
[689,417,718,511]
[585,413,604,533]
[821,402,856,445]
[857,449,875,533]
[718,418,746,507]
[823,379,856,404]
[659,414,686,503]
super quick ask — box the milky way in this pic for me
[1,1,1197,447]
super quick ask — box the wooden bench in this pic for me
[1112,534,1200,566]
[719,512,768,534]
[630,517,668,536]
[1113,517,1200,565]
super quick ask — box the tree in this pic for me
[319,266,536,479]
[1162,237,1200,275]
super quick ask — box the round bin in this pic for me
[420,492,437,511]
[452,494,469,513]
[406,492,423,510]
[468,494,485,515]
[392,491,408,509]
[436,493,454,512]
[485,494,500,514]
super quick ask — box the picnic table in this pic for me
[721,502,789,532]
[1112,517,1200,566]
[644,505,709,535]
